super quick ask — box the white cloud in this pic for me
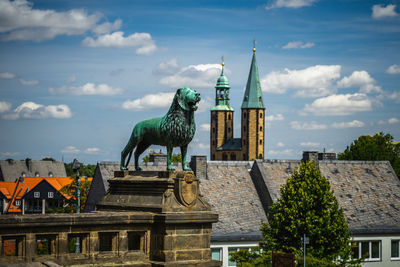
[154,59,179,75]
[268,149,295,156]
[61,146,80,154]
[385,91,400,103]
[49,83,122,95]
[290,121,327,130]
[266,0,318,9]
[0,0,121,42]
[265,114,284,121]
[200,123,210,131]
[82,31,157,55]
[19,78,39,86]
[300,142,320,147]
[0,101,12,113]
[277,142,285,147]
[159,63,224,89]
[122,92,175,111]
[372,4,398,19]
[84,147,101,154]
[389,118,399,124]
[92,19,122,35]
[302,93,372,116]
[0,72,16,79]
[282,41,314,49]
[260,65,341,97]
[331,120,365,129]
[337,70,381,93]
[386,64,400,74]
[2,101,71,120]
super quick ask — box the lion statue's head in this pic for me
[176,86,201,111]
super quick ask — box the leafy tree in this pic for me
[41,157,56,161]
[338,132,400,178]
[142,151,182,163]
[64,162,96,178]
[56,177,92,213]
[231,161,361,266]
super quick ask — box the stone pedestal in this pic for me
[97,170,220,267]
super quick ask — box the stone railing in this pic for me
[0,171,220,266]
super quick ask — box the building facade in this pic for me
[210,47,265,161]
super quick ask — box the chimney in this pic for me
[25,158,32,172]
[190,155,207,179]
[302,151,319,168]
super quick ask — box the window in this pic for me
[228,127,231,133]
[21,172,26,177]
[228,114,231,120]
[243,126,246,132]
[260,113,263,118]
[128,232,145,251]
[99,232,118,252]
[36,235,56,255]
[35,172,40,177]
[211,248,222,261]
[48,172,53,177]
[260,140,262,145]
[352,241,381,261]
[243,113,246,119]
[34,192,40,198]
[392,240,400,259]
[212,127,215,133]
[48,192,54,198]
[14,200,21,206]
[2,236,24,257]
[260,126,262,132]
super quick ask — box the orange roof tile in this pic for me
[0,177,92,213]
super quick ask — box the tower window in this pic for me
[212,127,215,133]
[243,113,246,119]
[212,140,215,145]
[260,126,262,132]
[260,140,262,145]
[260,113,263,118]
[228,114,231,120]
[259,154,263,159]
[244,126,246,132]
[228,128,231,133]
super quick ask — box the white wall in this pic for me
[353,234,400,267]
[211,241,258,267]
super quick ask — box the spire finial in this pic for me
[221,56,226,67]
[253,40,257,52]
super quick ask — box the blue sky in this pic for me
[0,0,399,164]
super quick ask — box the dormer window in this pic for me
[48,192,54,198]
[35,172,40,177]
[15,200,21,206]
[21,172,26,177]
[48,172,53,177]
[34,192,40,198]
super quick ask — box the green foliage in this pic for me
[229,249,272,267]
[59,178,92,213]
[171,153,182,163]
[41,157,56,161]
[64,162,96,178]
[231,161,361,266]
[261,161,352,261]
[338,132,400,178]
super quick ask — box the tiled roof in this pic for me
[217,138,242,151]
[200,161,267,238]
[253,160,400,233]
[0,177,91,213]
[0,159,67,182]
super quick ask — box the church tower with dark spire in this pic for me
[241,44,265,160]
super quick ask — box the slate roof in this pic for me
[252,159,400,234]
[0,159,67,182]
[199,161,267,241]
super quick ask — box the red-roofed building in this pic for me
[0,177,92,214]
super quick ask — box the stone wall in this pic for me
[0,171,220,267]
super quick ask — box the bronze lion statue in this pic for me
[121,86,201,171]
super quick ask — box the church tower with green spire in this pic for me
[241,44,265,160]
[210,58,235,160]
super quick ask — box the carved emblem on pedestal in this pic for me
[175,172,198,207]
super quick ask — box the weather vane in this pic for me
[221,56,226,67]
[253,40,257,52]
